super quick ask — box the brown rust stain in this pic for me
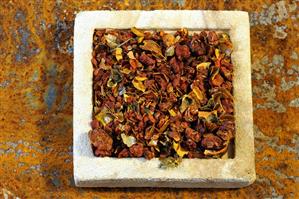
[0,0,298,198]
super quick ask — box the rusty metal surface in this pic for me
[0,0,298,198]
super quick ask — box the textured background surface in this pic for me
[0,0,298,198]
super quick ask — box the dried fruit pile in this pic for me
[89,28,235,161]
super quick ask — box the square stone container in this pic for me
[73,10,255,188]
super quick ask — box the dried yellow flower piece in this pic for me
[95,108,114,126]
[168,109,177,117]
[140,40,163,57]
[191,85,204,101]
[162,33,175,47]
[173,142,188,157]
[196,62,211,70]
[131,27,144,37]
[115,47,123,61]
[132,78,146,92]
[121,133,137,147]
[104,34,118,48]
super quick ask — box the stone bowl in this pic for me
[73,10,255,188]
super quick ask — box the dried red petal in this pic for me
[139,52,156,65]
[185,139,197,150]
[169,57,183,74]
[185,127,201,142]
[207,31,219,45]
[168,131,181,142]
[89,129,113,157]
[201,134,223,149]
[190,36,206,55]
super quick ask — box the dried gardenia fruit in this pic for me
[175,44,190,60]
[129,143,144,157]
[89,129,113,156]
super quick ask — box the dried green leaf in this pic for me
[180,95,193,113]
[107,69,122,88]
[165,46,175,57]
[111,69,122,83]
[107,79,117,88]
[175,35,181,43]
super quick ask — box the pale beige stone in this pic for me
[73,10,255,188]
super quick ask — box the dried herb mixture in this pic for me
[89,28,235,161]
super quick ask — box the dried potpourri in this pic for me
[89,27,235,163]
